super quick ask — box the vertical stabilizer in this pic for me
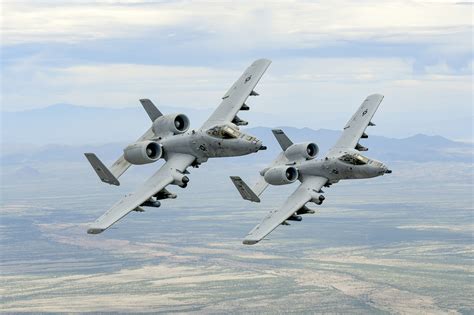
[230,176,261,202]
[272,129,293,151]
[84,153,121,186]
[139,99,163,121]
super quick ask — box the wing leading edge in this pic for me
[87,153,195,234]
[243,176,328,245]
[201,59,271,130]
[327,94,383,157]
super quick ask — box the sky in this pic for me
[1,0,473,139]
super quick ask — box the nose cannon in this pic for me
[256,139,267,151]
[381,164,392,174]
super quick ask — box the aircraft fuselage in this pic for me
[159,128,264,163]
[296,154,389,183]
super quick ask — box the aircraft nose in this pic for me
[256,140,267,151]
[383,165,392,174]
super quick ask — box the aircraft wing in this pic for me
[201,59,271,130]
[326,94,384,157]
[87,153,195,234]
[243,176,327,245]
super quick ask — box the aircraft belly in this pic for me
[298,165,332,181]
[298,160,347,182]
[200,136,253,158]
[161,134,198,157]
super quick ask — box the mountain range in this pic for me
[1,104,472,165]
[1,126,471,165]
[2,104,472,146]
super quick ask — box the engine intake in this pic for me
[263,166,298,185]
[284,142,319,161]
[123,141,162,165]
[153,113,190,136]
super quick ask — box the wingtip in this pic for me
[253,58,272,66]
[243,239,259,245]
[367,93,384,99]
[87,227,105,234]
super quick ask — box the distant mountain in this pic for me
[3,104,472,146]
[13,166,41,179]
[247,127,473,163]
[1,103,282,146]
[1,126,472,165]
[1,103,213,146]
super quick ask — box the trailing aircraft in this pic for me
[230,94,392,245]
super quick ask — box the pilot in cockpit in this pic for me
[207,125,241,139]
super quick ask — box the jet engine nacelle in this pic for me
[263,166,298,185]
[123,141,162,165]
[152,113,190,136]
[284,142,319,161]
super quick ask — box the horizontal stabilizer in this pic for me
[230,176,261,202]
[272,129,293,151]
[84,153,120,186]
[139,99,163,121]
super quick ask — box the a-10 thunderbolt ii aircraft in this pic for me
[84,59,271,234]
[230,94,392,245]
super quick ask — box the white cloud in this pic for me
[2,0,472,48]
[2,57,471,114]
[1,61,240,109]
[1,0,471,139]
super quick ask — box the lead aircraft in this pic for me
[231,94,392,245]
[85,59,271,234]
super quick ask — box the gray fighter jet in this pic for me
[85,59,271,234]
[230,94,392,245]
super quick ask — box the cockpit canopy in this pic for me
[338,153,385,168]
[206,124,260,143]
[207,125,242,139]
[339,153,370,165]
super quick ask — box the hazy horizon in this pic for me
[2,101,473,143]
[1,1,472,313]
[2,0,472,141]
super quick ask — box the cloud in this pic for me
[2,1,190,45]
[1,61,238,109]
[1,0,472,139]
[2,56,471,113]
[3,0,472,49]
